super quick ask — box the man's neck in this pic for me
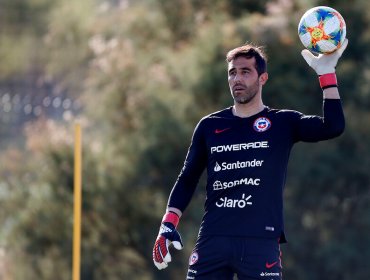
[232,102,265,118]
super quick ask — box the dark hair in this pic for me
[226,44,267,76]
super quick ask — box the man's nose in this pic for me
[233,73,242,82]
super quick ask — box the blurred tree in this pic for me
[0,0,369,279]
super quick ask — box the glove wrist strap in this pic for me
[319,73,337,89]
[162,212,180,228]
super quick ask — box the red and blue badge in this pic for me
[189,251,199,266]
[253,117,271,132]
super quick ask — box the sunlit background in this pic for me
[0,0,369,279]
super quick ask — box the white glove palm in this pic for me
[301,39,348,75]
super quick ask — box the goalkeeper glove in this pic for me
[301,38,348,75]
[153,212,183,270]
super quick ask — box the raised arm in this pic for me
[296,39,348,142]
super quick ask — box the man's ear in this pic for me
[259,72,268,85]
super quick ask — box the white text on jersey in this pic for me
[210,141,269,154]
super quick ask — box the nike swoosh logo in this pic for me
[265,261,278,269]
[215,128,230,134]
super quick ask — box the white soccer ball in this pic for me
[298,6,346,54]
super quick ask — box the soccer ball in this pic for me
[298,6,346,54]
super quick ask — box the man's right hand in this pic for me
[153,212,183,270]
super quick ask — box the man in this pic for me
[153,39,348,279]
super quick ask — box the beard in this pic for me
[231,79,260,104]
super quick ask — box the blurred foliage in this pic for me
[0,0,369,279]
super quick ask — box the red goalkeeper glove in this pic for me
[153,212,183,270]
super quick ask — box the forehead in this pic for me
[228,56,256,71]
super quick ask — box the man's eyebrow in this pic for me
[228,67,235,73]
[228,66,251,73]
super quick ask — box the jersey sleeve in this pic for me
[293,99,345,142]
[167,119,208,212]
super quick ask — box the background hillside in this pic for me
[0,0,369,279]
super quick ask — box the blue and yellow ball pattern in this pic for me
[298,6,346,54]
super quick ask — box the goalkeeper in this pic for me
[153,39,348,280]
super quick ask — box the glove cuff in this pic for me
[162,212,180,228]
[319,73,337,90]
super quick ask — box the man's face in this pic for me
[228,56,267,104]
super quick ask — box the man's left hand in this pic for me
[301,38,348,75]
